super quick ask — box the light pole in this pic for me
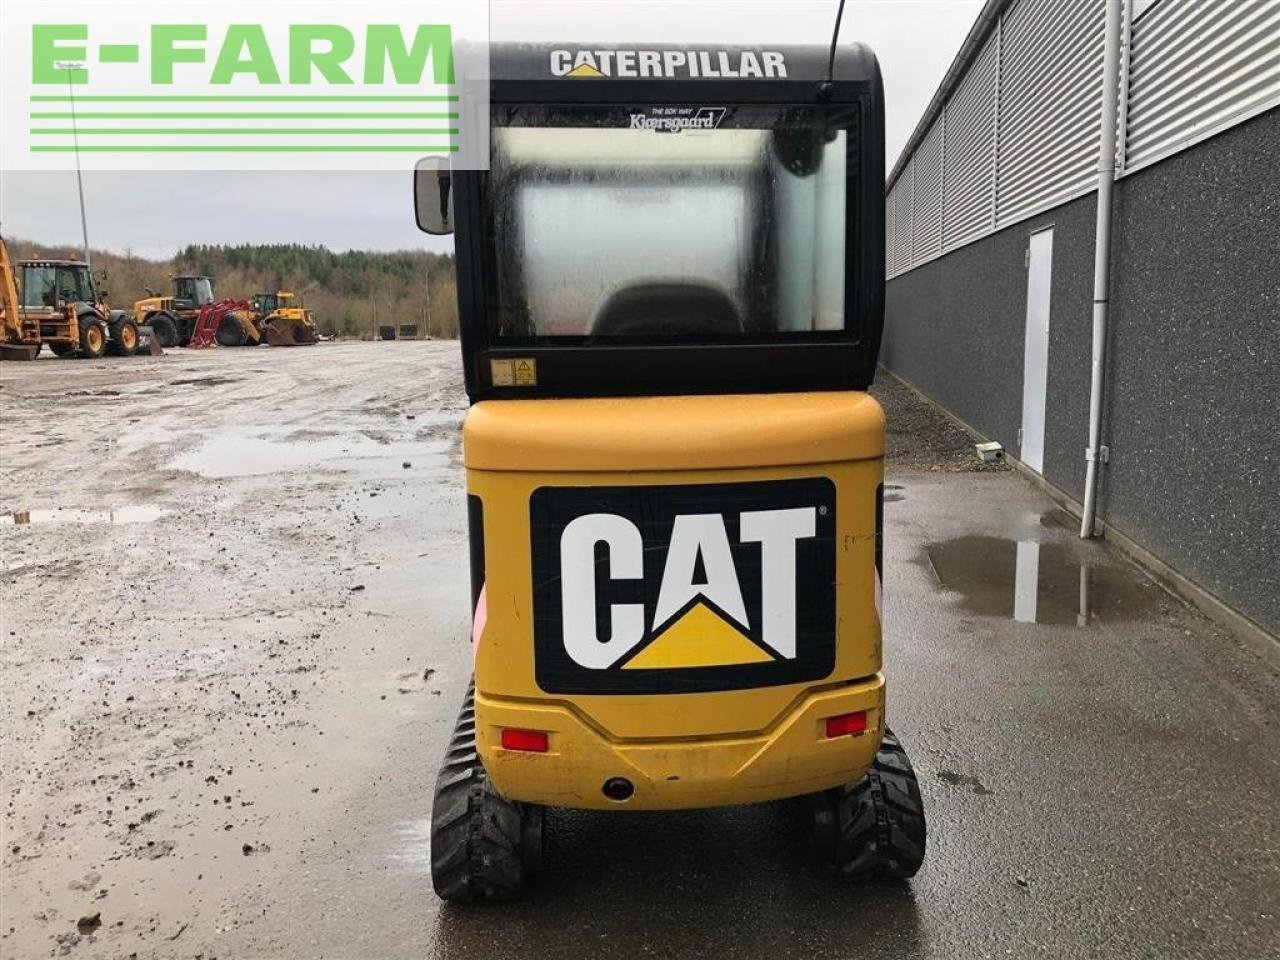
[55,60,91,271]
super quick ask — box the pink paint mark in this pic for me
[471,583,487,656]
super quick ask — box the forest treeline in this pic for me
[6,239,458,339]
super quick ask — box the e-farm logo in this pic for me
[0,1,490,172]
[530,479,837,695]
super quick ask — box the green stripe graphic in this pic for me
[30,145,460,153]
[31,128,459,136]
[29,95,459,103]
[30,112,457,120]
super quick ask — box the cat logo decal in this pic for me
[531,478,836,694]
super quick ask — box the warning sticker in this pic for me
[490,358,537,387]
[514,359,537,386]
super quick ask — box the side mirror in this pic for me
[414,157,453,235]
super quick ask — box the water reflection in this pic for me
[924,535,1159,626]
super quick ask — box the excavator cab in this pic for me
[417,41,925,902]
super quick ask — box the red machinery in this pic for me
[187,298,254,348]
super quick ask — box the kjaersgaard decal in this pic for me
[628,107,727,131]
[551,48,787,79]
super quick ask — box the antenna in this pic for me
[826,0,848,84]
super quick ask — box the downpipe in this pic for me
[1080,0,1124,540]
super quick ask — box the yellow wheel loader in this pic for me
[133,275,215,348]
[181,290,319,348]
[417,40,925,902]
[247,291,319,346]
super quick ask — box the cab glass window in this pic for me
[485,104,856,343]
[55,267,92,303]
[177,278,214,305]
[21,266,57,308]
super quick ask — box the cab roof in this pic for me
[488,41,880,87]
[18,259,89,268]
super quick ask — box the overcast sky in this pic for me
[0,0,981,258]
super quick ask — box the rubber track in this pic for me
[430,683,526,902]
[826,728,927,879]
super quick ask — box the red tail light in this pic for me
[824,711,868,738]
[500,728,549,753]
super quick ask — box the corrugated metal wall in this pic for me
[886,0,1280,279]
[1124,0,1280,172]
[940,30,999,249]
[994,0,1104,226]
[912,123,945,260]
[891,164,915,275]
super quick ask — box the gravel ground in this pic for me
[872,371,1008,474]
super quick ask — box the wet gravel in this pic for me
[2,342,1276,960]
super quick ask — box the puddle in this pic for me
[923,535,1163,626]
[4,506,166,526]
[169,428,448,479]
[170,376,242,388]
[937,770,993,795]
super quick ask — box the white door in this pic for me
[1020,228,1053,473]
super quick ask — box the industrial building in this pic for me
[881,0,1279,643]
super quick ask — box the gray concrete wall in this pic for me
[881,107,1280,638]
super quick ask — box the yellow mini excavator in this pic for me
[416,38,926,902]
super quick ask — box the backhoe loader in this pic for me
[417,40,926,902]
[0,235,39,361]
[1,236,145,359]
